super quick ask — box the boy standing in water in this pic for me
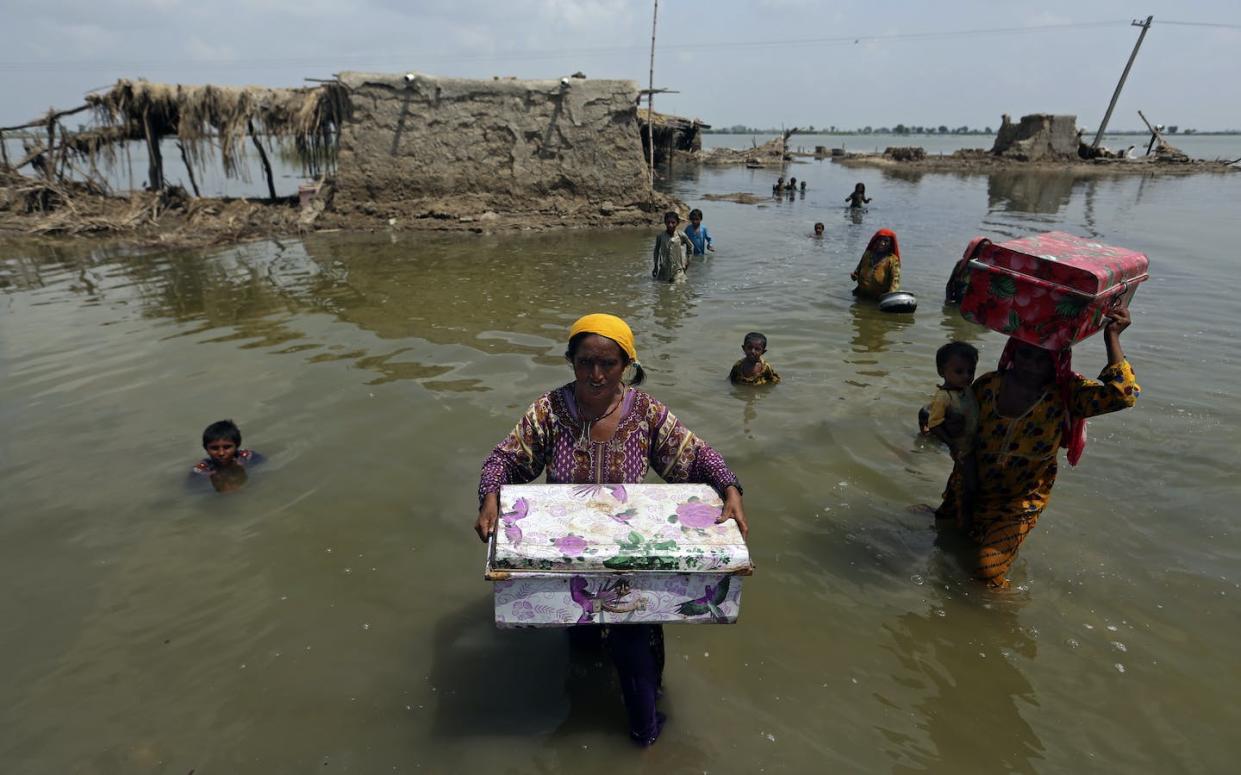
[652,211,691,283]
[846,183,872,208]
[921,342,979,525]
[683,208,715,256]
[191,419,263,493]
[729,332,781,385]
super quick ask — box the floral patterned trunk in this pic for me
[959,231,1149,350]
[487,484,753,628]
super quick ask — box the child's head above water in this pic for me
[936,341,979,390]
[202,419,242,467]
[813,222,825,236]
[688,208,703,227]
[854,182,866,194]
[663,210,680,233]
[741,332,768,362]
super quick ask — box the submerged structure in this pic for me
[0,72,676,239]
[990,113,1080,161]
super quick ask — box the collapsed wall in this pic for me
[991,113,1080,161]
[334,72,667,224]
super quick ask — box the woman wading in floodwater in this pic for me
[935,309,1139,587]
[474,313,747,746]
[851,228,902,300]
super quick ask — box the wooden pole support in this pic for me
[177,141,202,197]
[646,0,659,192]
[248,120,277,201]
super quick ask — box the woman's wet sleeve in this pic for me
[649,402,740,495]
[1070,359,1140,419]
[478,398,550,506]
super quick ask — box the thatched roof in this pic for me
[84,78,349,178]
[638,110,710,131]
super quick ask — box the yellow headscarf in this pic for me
[568,313,638,363]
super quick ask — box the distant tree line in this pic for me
[704,124,995,135]
[702,124,1230,136]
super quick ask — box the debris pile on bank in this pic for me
[700,128,801,166]
[884,146,926,162]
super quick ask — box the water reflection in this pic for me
[936,303,987,347]
[987,172,1075,214]
[849,301,913,357]
[648,281,698,347]
[429,600,570,738]
[881,593,1044,773]
[2,231,675,389]
[209,465,249,493]
[728,382,773,438]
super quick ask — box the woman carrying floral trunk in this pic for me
[475,313,746,746]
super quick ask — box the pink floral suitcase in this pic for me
[485,483,753,628]
[958,231,1148,350]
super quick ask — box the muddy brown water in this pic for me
[2,159,1239,773]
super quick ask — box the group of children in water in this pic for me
[646,178,1019,543]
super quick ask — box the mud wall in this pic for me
[334,72,653,216]
[991,114,1079,161]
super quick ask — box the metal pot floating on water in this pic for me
[878,291,918,313]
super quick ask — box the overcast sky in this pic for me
[2,0,1238,131]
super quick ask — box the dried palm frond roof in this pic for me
[637,110,710,130]
[84,78,349,178]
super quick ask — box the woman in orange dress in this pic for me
[936,308,1139,587]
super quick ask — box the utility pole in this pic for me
[1092,15,1153,150]
[647,0,659,190]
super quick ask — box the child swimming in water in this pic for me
[191,419,263,492]
[729,332,781,385]
[813,222,825,238]
[921,342,979,525]
[845,182,872,208]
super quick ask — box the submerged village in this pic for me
[4,5,1241,768]
[0,69,1235,247]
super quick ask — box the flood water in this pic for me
[2,157,1239,773]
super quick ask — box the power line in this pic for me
[1158,20,1241,29]
[0,18,1153,73]
[0,17,1235,74]
[684,19,1133,51]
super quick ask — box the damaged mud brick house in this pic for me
[333,72,666,222]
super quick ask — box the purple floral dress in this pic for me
[478,384,739,503]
